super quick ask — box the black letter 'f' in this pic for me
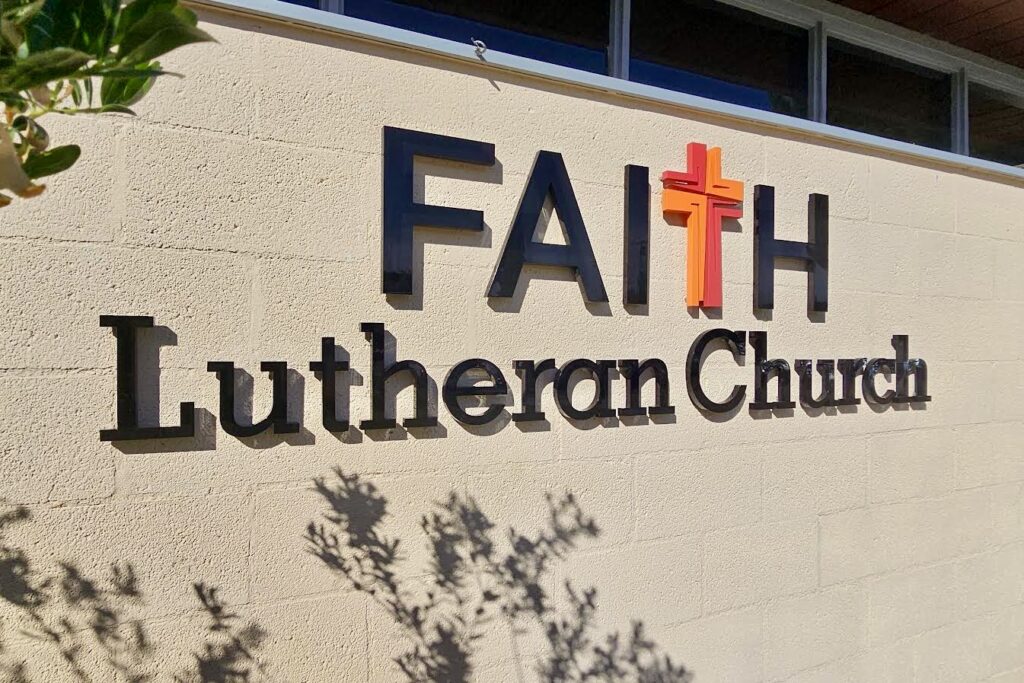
[753,185,828,315]
[382,126,495,296]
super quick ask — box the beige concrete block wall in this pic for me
[0,6,1021,681]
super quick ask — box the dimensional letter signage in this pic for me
[100,126,930,443]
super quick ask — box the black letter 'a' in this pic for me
[382,126,495,296]
[488,151,608,302]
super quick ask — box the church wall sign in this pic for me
[99,126,931,442]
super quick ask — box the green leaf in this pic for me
[26,0,118,57]
[21,143,79,179]
[95,103,134,114]
[171,5,199,26]
[2,0,47,24]
[75,0,119,57]
[0,93,31,109]
[0,47,90,90]
[25,0,73,52]
[81,65,168,78]
[117,10,212,66]
[100,73,154,106]
[65,103,135,114]
[100,58,161,106]
[113,0,176,44]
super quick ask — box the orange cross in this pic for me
[661,143,744,309]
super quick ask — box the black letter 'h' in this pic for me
[360,322,437,430]
[753,185,829,315]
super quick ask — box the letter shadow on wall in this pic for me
[386,157,504,312]
[487,191,612,318]
[316,342,365,445]
[451,396,513,438]
[660,211,743,322]
[562,367,618,431]
[512,360,558,434]
[864,367,928,416]
[559,364,677,431]
[752,256,827,325]
[220,367,315,449]
[363,328,447,442]
[112,325,217,455]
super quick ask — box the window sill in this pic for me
[192,0,1024,185]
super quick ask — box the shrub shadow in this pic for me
[305,469,692,682]
[0,505,266,682]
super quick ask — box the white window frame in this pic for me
[193,0,1024,181]
[722,0,1024,155]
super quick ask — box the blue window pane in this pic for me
[629,61,776,111]
[970,84,1024,167]
[345,0,609,74]
[630,0,808,118]
[281,0,320,8]
[828,39,951,151]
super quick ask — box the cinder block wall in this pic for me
[0,7,1021,681]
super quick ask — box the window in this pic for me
[969,83,1024,168]
[344,0,610,74]
[630,0,809,117]
[280,0,1024,172]
[827,39,951,151]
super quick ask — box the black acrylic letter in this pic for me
[554,359,617,420]
[360,322,437,429]
[309,337,351,432]
[623,164,650,306]
[892,335,932,403]
[796,359,837,408]
[488,151,608,302]
[749,331,796,410]
[863,357,896,405]
[382,126,495,295]
[443,359,509,426]
[512,359,557,423]
[686,329,747,414]
[99,315,194,441]
[618,358,674,416]
[753,185,829,314]
[207,361,300,437]
[836,358,866,406]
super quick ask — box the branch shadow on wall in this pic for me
[305,468,692,682]
[0,505,266,682]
